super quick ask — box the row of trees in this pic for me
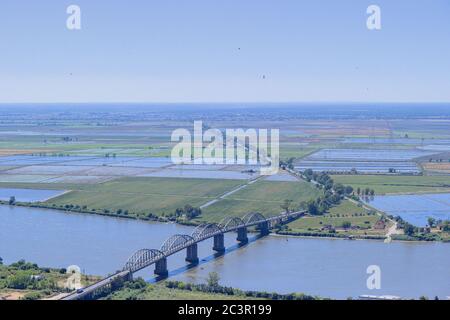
[303,169,375,198]
[163,272,318,300]
[300,170,355,216]
[167,204,202,221]
[280,157,295,170]
[355,187,375,196]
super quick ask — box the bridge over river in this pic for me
[62,210,305,300]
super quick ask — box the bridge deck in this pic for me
[61,210,305,300]
[62,270,130,300]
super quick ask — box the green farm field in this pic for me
[44,177,244,217]
[287,200,382,234]
[199,180,322,222]
[38,178,322,223]
[331,175,450,195]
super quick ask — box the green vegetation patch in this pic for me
[104,282,248,301]
[0,260,98,300]
[287,200,380,233]
[331,175,450,195]
[45,177,244,217]
[200,180,321,223]
[103,277,319,301]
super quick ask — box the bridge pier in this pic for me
[237,227,248,244]
[186,243,199,264]
[154,258,168,277]
[259,221,270,236]
[213,233,225,253]
[125,271,133,282]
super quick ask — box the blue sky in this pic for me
[0,0,449,103]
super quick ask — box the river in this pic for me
[0,205,448,299]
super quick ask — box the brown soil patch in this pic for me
[423,162,450,173]
[0,290,27,300]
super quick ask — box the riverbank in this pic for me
[2,205,448,299]
[102,278,321,301]
[0,260,100,300]
[3,200,448,243]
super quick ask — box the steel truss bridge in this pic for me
[62,210,304,300]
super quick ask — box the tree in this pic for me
[281,199,293,213]
[333,183,345,195]
[304,169,313,178]
[8,274,31,289]
[344,186,354,195]
[23,292,42,300]
[342,221,352,229]
[206,272,220,288]
[443,221,450,232]
[427,217,436,228]
[307,201,319,216]
[403,223,416,236]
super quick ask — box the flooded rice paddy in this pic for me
[365,193,450,227]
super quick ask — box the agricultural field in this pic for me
[0,154,267,189]
[279,143,320,160]
[44,177,245,218]
[0,105,448,230]
[0,188,66,202]
[287,200,385,236]
[365,193,450,227]
[295,148,440,174]
[422,162,450,174]
[199,180,322,223]
[331,175,450,195]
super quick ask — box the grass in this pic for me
[199,180,322,223]
[331,175,450,195]
[104,283,251,300]
[103,279,319,301]
[0,177,322,224]
[2,177,323,223]
[280,145,319,160]
[45,177,244,217]
[287,200,382,234]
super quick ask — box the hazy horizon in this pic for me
[1,0,449,103]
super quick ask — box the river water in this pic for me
[0,205,448,299]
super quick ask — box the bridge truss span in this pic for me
[123,249,165,273]
[160,234,196,254]
[218,216,245,231]
[242,212,267,226]
[191,223,223,240]
[65,210,305,300]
